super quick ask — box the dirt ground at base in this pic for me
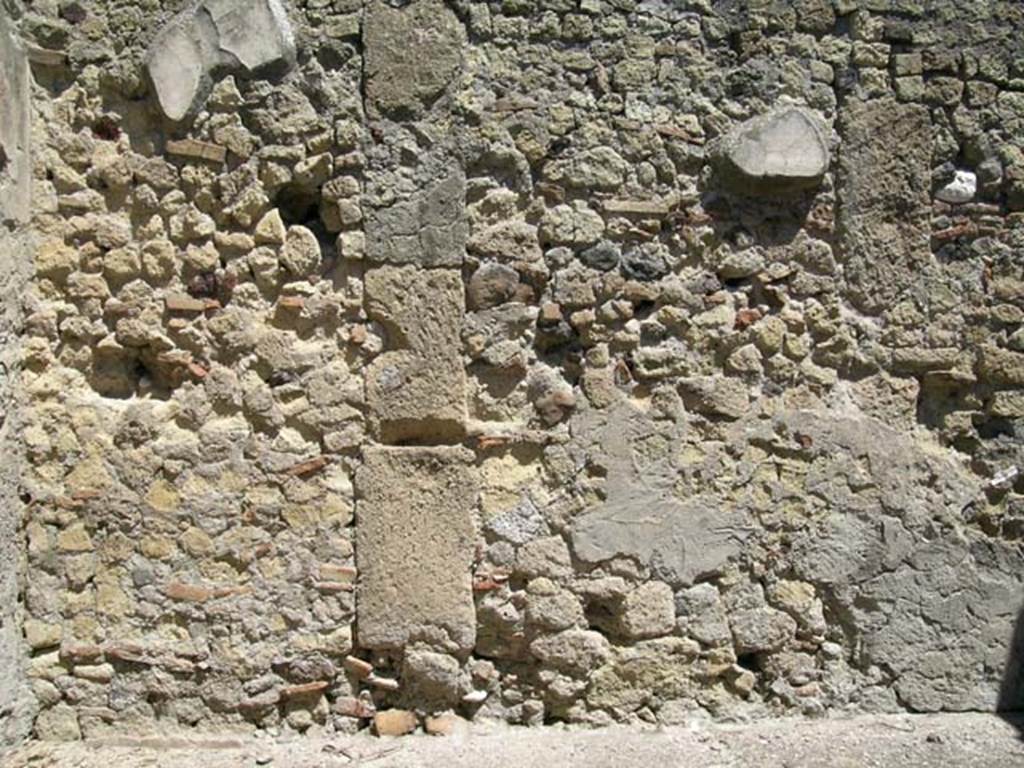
[2,712,1024,768]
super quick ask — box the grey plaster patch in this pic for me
[570,403,749,587]
[765,409,1024,712]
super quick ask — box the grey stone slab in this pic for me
[364,169,467,268]
[570,403,750,587]
[836,98,932,312]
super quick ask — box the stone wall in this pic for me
[3,0,1024,742]
[0,0,37,746]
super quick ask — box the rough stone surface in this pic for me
[355,447,477,652]
[364,266,467,443]
[836,99,932,312]
[617,582,676,641]
[364,167,467,268]
[363,0,465,117]
[373,709,417,737]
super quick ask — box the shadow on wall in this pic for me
[999,604,1024,738]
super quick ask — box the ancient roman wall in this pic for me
[3,0,1024,743]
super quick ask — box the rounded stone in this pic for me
[621,246,668,282]
[468,263,520,310]
[580,240,621,272]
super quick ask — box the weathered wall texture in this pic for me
[3,0,1024,743]
[0,0,37,747]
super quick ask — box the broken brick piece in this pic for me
[280,681,330,700]
[314,581,355,593]
[735,308,763,330]
[601,199,670,216]
[319,564,357,583]
[166,138,227,164]
[187,361,208,379]
[165,295,208,312]
[103,643,150,665]
[367,674,399,691]
[284,455,329,477]
[335,696,375,719]
[164,582,213,603]
[60,643,103,664]
[343,656,374,679]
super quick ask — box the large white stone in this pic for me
[715,106,830,195]
[936,169,977,204]
[146,0,295,121]
[205,0,296,73]
[146,19,208,123]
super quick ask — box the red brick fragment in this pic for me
[284,455,330,477]
[164,582,213,603]
[280,681,330,699]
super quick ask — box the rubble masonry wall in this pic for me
[4,0,1024,743]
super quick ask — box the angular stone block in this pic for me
[836,98,931,312]
[146,15,206,122]
[355,446,477,652]
[363,0,465,117]
[364,266,467,443]
[0,11,30,224]
[364,168,467,267]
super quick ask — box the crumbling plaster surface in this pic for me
[2,0,1024,745]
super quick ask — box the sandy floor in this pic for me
[3,712,1024,768]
